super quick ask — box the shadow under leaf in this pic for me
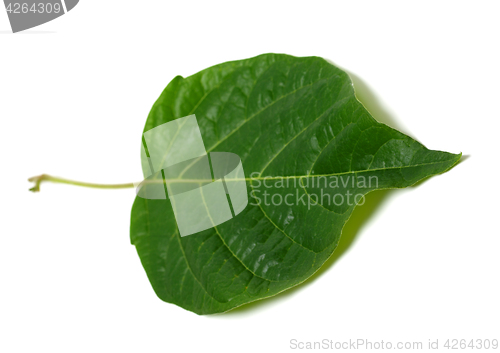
[218,189,394,317]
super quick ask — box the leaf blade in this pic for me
[131,54,460,314]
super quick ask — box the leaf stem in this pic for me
[28,174,135,192]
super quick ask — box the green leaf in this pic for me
[130,54,460,315]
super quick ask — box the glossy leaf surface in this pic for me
[130,54,460,314]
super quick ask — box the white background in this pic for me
[1,1,499,352]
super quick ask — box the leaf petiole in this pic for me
[28,174,135,192]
